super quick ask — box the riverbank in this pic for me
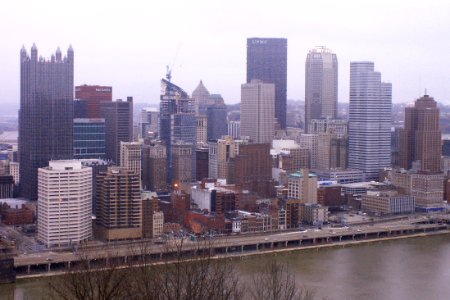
[15,227,450,282]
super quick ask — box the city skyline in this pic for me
[1,1,450,108]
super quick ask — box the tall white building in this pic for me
[305,46,338,131]
[240,80,275,144]
[37,160,92,247]
[348,62,392,180]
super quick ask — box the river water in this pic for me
[1,234,450,300]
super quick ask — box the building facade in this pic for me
[19,45,74,200]
[37,160,92,247]
[399,94,441,173]
[75,85,112,119]
[305,46,338,131]
[95,167,141,241]
[73,118,106,159]
[247,37,287,128]
[207,104,228,142]
[348,62,392,180]
[240,80,275,144]
[160,79,196,184]
[287,169,318,204]
[100,97,133,164]
[142,143,167,192]
[120,142,142,184]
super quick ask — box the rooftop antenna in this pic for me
[166,43,182,82]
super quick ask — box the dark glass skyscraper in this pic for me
[100,97,133,164]
[247,38,287,129]
[19,44,74,200]
[207,103,227,141]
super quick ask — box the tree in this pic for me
[248,259,316,300]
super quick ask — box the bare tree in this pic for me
[48,247,130,300]
[248,259,316,300]
[127,237,243,300]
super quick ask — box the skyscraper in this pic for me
[19,45,74,200]
[247,38,287,128]
[37,160,92,247]
[305,46,338,131]
[95,167,141,241]
[75,85,112,119]
[348,62,392,180]
[160,79,196,184]
[399,94,441,173]
[207,103,227,141]
[240,80,275,144]
[100,97,133,164]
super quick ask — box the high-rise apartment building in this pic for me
[120,142,142,184]
[100,97,133,164]
[160,79,196,184]
[241,80,275,144]
[19,45,74,200]
[348,62,392,180]
[247,38,287,128]
[73,118,106,159]
[95,167,141,241]
[399,95,441,173]
[305,47,338,131]
[75,85,112,118]
[37,160,92,247]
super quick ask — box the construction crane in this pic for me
[166,43,182,82]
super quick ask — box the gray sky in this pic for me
[1,0,450,106]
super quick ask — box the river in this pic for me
[1,234,450,300]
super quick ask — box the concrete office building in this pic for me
[348,62,392,180]
[241,80,275,144]
[287,169,317,204]
[362,191,415,215]
[142,143,167,192]
[37,160,92,247]
[19,45,74,200]
[299,134,319,169]
[247,38,287,128]
[305,47,338,131]
[399,94,441,173]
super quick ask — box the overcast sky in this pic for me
[1,0,450,107]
